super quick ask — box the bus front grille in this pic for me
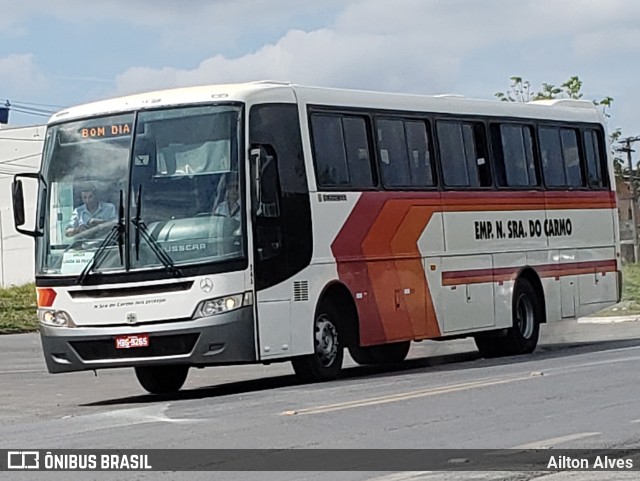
[70,333,199,361]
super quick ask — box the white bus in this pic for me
[12,81,621,393]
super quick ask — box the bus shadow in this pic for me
[82,335,640,408]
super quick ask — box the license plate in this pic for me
[115,334,150,349]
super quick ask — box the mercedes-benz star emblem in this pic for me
[200,278,214,293]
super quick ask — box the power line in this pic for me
[11,104,56,115]
[0,137,45,142]
[0,153,41,166]
[7,107,52,118]
[1,99,65,109]
[1,100,58,121]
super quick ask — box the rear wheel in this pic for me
[506,278,541,354]
[349,341,411,365]
[474,278,541,357]
[135,365,189,394]
[291,300,344,382]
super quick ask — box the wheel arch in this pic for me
[515,267,547,324]
[316,281,360,348]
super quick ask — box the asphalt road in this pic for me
[1,317,640,481]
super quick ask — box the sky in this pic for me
[1,0,639,144]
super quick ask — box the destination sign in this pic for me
[79,123,132,139]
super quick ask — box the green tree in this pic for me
[496,75,624,174]
[495,75,609,108]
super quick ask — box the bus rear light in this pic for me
[37,288,57,307]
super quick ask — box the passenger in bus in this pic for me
[65,184,117,237]
[213,175,241,221]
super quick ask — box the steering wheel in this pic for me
[63,221,117,252]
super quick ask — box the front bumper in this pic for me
[40,306,256,373]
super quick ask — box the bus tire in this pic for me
[473,335,505,358]
[291,300,344,383]
[348,345,377,365]
[474,278,541,357]
[135,365,189,394]
[349,341,411,365]
[505,277,541,355]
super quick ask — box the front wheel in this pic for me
[135,365,189,394]
[291,300,344,383]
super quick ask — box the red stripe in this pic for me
[442,260,617,286]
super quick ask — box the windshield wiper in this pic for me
[132,185,182,277]
[76,190,125,285]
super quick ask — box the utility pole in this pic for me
[617,136,640,262]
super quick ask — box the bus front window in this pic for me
[40,114,132,276]
[129,105,244,270]
[39,105,245,277]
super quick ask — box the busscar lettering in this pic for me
[474,218,573,241]
[163,243,207,253]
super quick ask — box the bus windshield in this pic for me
[39,104,244,277]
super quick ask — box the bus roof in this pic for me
[49,81,605,125]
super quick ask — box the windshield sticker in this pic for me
[60,251,96,274]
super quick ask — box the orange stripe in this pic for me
[332,190,617,345]
[390,206,440,338]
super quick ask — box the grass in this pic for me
[605,263,640,316]
[0,264,639,333]
[622,263,640,302]
[0,283,38,334]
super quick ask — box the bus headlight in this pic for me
[39,309,76,327]
[194,292,253,318]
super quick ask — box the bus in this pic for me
[12,81,621,394]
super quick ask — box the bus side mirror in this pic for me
[12,173,43,237]
[12,180,25,227]
[250,145,278,209]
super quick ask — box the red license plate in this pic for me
[115,334,150,349]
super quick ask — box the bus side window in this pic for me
[540,126,585,188]
[404,120,435,187]
[560,128,584,187]
[437,120,491,188]
[377,118,411,187]
[583,129,607,188]
[492,124,538,187]
[376,118,435,188]
[310,114,374,189]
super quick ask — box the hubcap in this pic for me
[515,293,534,339]
[314,314,338,367]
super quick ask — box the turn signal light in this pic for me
[37,288,57,308]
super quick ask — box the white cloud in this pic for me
[114,26,463,97]
[0,0,344,54]
[6,0,640,134]
[114,0,640,97]
[0,54,47,95]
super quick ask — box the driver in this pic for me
[213,175,241,221]
[65,184,117,237]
